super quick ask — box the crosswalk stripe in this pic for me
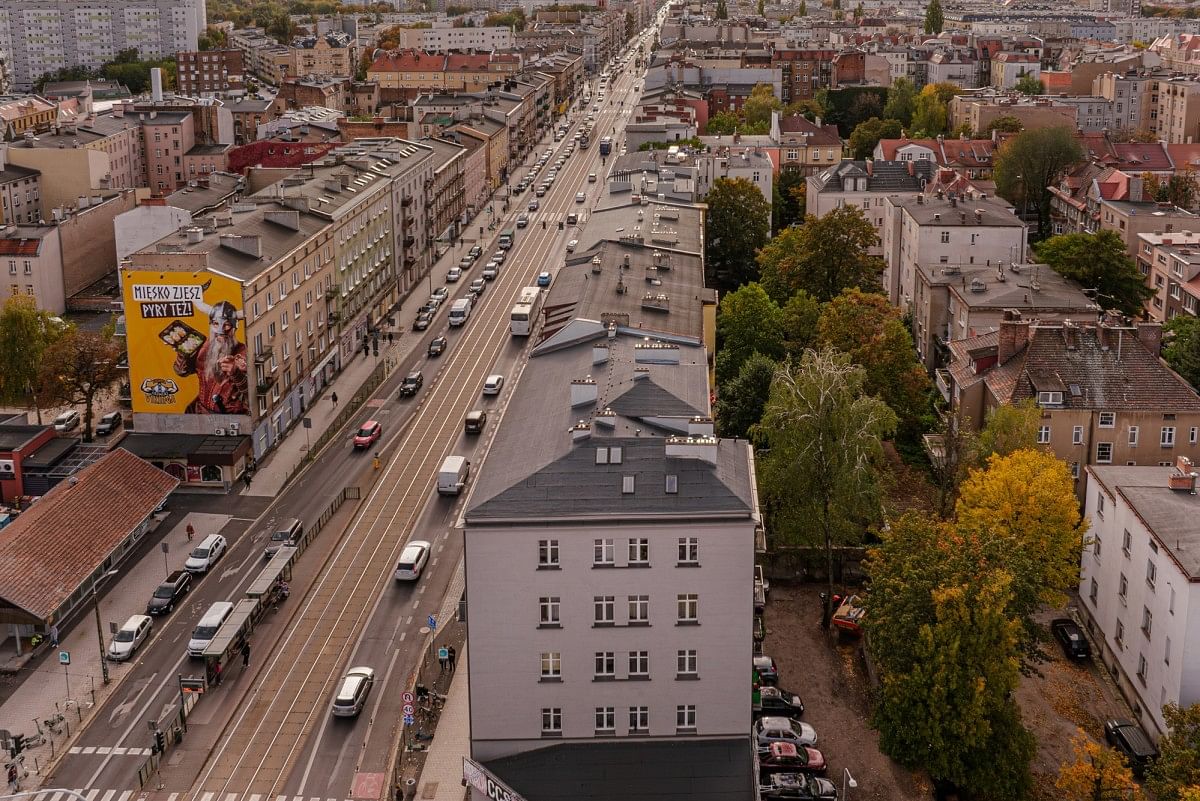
[248,794,262,801]
[85,788,100,800]
[82,746,96,754]
[111,746,126,754]
[115,791,133,801]
[47,792,63,801]
[225,793,238,801]
[167,794,179,801]
[99,789,116,801]
[97,746,111,754]
[200,792,215,801]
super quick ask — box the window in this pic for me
[1147,559,1157,589]
[628,595,649,624]
[538,596,560,626]
[677,594,698,624]
[1165,636,1172,665]
[1090,577,1099,604]
[541,708,562,736]
[1127,426,1140,447]
[1116,619,1126,647]
[677,705,697,731]
[1098,492,1107,518]
[1073,425,1084,445]
[1071,462,1080,478]
[595,707,615,733]
[594,596,615,625]
[1170,585,1176,615]
[678,537,698,565]
[1191,427,1198,445]
[940,231,950,244]
[538,539,559,568]
[628,651,649,678]
[593,538,614,566]
[595,652,615,679]
[1142,606,1153,637]
[1039,391,1064,407]
[1037,425,1051,444]
[1093,532,1102,559]
[1119,573,1128,604]
[1099,412,1116,428]
[677,649,698,677]
[1137,653,1147,684]
[1123,529,1132,556]
[628,706,648,733]
[540,652,561,679]
[1097,442,1113,464]
[1162,427,1177,447]
[628,538,649,565]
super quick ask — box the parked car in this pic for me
[428,336,448,357]
[537,271,552,287]
[753,654,780,686]
[755,717,818,750]
[431,287,449,303]
[566,239,579,253]
[331,666,375,717]
[146,570,192,615]
[184,534,227,574]
[413,311,433,331]
[53,410,80,432]
[468,245,483,260]
[588,172,598,183]
[759,742,827,777]
[394,540,431,581]
[755,686,805,719]
[353,420,382,449]
[483,374,505,395]
[95,411,123,437]
[465,409,488,434]
[575,191,586,203]
[458,255,474,270]
[759,773,837,800]
[492,250,506,264]
[1051,618,1091,660]
[399,371,424,397]
[446,267,463,283]
[1104,719,1159,777]
[108,615,153,661]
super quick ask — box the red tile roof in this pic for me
[0,238,42,256]
[368,50,446,73]
[446,53,491,71]
[0,448,177,621]
[1112,142,1173,173]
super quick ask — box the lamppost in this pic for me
[843,768,858,799]
[92,568,118,685]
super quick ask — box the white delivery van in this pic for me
[448,298,471,326]
[188,601,235,658]
[437,455,471,496]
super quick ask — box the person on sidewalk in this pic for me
[186,523,195,542]
[331,392,338,407]
[243,471,252,489]
[49,625,58,647]
[241,642,251,667]
[447,645,457,673]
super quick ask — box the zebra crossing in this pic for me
[66,746,153,757]
[30,791,368,801]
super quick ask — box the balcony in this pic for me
[324,286,339,299]
[403,235,416,249]
[935,369,953,404]
[253,343,274,364]
[256,374,276,393]
[401,195,413,208]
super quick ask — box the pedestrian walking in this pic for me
[214,662,223,686]
[241,642,251,667]
[49,624,58,647]
[243,471,252,489]
[331,392,338,406]
[186,523,195,542]
[447,645,457,673]
[438,647,448,673]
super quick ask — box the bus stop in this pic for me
[246,546,297,602]
[202,599,258,686]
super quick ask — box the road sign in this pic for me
[58,651,70,665]
[403,715,414,726]
[160,542,169,554]
[403,704,414,716]
[403,691,414,704]
[438,646,448,662]
[303,417,312,429]
[427,614,437,630]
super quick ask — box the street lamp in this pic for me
[92,568,118,685]
[843,768,858,799]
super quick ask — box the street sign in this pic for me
[438,646,448,662]
[109,621,118,635]
[402,691,414,704]
[427,614,437,630]
[303,417,312,429]
[58,651,70,665]
[403,715,414,726]
[403,704,414,716]
[160,542,169,554]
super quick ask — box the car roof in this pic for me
[406,371,421,379]
[769,742,799,757]
[759,717,793,728]
[486,374,503,382]
[362,420,379,428]
[467,410,485,419]
[401,540,430,557]
[121,614,151,629]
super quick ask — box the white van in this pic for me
[448,298,471,326]
[437,455,470,496]
[187,601,234,658]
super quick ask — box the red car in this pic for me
[759,742,827,777]
[353,420,381,449]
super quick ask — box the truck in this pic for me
[498,228,515,249]
[437,455,471,496]
[448,298,471,326]
[599,137,612,156]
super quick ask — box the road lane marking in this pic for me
[99,790,115,801]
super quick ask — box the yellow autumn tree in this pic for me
[1056,732,1144,801]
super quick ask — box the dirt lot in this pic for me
[762,584,929,801]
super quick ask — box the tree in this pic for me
[715,283,784,384]
[38,328,123,442]
[844,91,884,131]
[910,92,948,137]
[984,115,1024,135]
[757,205,884,303]
[883,77,917,127]
[1165,316,1200,390]
[1167,167,1198,209]
[0,295,68,420]
[743,83,781,128]
[1057,732,1145,801]
[773,168,807,231]
[924,0,944,34]
[705,178,772,290]
[994,126,1084,240]
[757,0,764,15]
[756,349,896,623]
[780,290,821,359]
[1033,229,1155,317]
[1014,73,1045,96]
[715,0,727,18]
[977,400,1040,461]
[816,289,931,439]
[1148,704,1200,801]
[706,110,741,135]
[848,116,902,160]
[198,26,229,50]
[716,352,776,439]
[798,0,806,14]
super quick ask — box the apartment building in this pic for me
[777,114,842,175]
[949,93,1078,135]
[1138,229,1200,321]
[230,28,290,85]
[944,315,1200,496]
[0,0,202,90]
[176,49,244,96]
[422,136,466,245]
[806,159,936,255]
[1079,460,1200,741]
[874,135,1000,179]
[771,48,836,103]
[989,52,1040,90]
[1093,70,1158,135]
[391,23,514,53]
[1151,78,1200,145]
[464,198,757,798]
[0,164,41,225]
[285,33,354,79]
[367,51,519,94]
[0,97,56,139]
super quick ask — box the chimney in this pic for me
[664,435,718,464]
[1168,455,1197,493]
[570,420,592,443]
[593,342,610,364]
[907,161,915,176]
[687,416,714,436]
[1137,321,1163,357]
[151,68,164,103]
[997,310,1030,364]
[865,160,873,176]
[570,376,598,407]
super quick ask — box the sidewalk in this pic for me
[414,646,470,801]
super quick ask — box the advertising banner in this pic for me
[463,757,526,801]
[123,271,248,416]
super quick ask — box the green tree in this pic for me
[984,114,1024,135]
[715,283,784,384]
[716,352,776,438]
[743,83,782,128]
[0,295,68,420]
[977,400,1040,461]
[706,110,741,135]
[756,349,896,622]
[1058,733,1146,801]
[883,76,917,127]
[910,92,948,137]
[757,205,884,303]
[798,0,806,13]
[773,168,807,231]
[38,327,123,442]
[924,0,944,33]
[757,0,764,14]
[1033,229,1154,317]
[780,291,821,359]
[1148,704,1200,801]
[716,0,727,17]
[1165,316,1200,390]
[994,126,1084,241]
[848,116,902,159]
[198,26,229,50]
[927,412,979,518]
[844,91,884,131]
[705,178,772,290]
[1014,73,1045,96]
[1167,167,1198,209]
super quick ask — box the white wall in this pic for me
[115,204,193,261]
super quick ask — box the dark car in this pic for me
[465,409,488,434]
[95,411,123,437]
[754,654,780,686]
[428,336,448,357]
[468,245,483,260]
[399,371,424,397]
[760,774,837,801]
[413,311,433,331]
[146,570,192,615]
[469,278,486,297]
[755,686,805,719]
[1051,618,1091,660]
[1105,719,1159,777]
[759,742,827,777]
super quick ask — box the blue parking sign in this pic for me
[427,614,437,630]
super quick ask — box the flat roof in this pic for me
[1090,465,1200,579]
[0,425,47,452]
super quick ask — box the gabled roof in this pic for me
[1112,142,1173,173]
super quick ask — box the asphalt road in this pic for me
[43,35,653,801]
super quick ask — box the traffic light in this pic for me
[153,730,166,754]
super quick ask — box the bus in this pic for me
[599,137,613,156]
[510,287,543,337]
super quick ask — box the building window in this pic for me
[628,706,648,733]
[1165,636,1172,665]
[677,537,698,565]
[1123,529,1132,556]
[540,652,561,680]
[1039,391,1063,407]
[940,231,950,243]
[628,538,649,565]
[594,596,615,625]
[1119,573,1128,604]
[677,649,698,678]
[595,707,615,734]
[677,594,698,624]
[1116,619,1126,648]
[1037,425,1051,444]
[1162,427,1176,447]
[1073,426,1084,445]
[1090,577,1099,604]
[676,705,697,732]
[541,708,562,736]
[539,596,560,627]
[1191,427,1198,445]
[628,650,649,678]
[1127,426,1139,447]
[1093,532,1102,559]
[538,539,559,568]
[1137,653,1147,685]
[1071,462,1080,479]
[1147,559,1157,589]
[1142,606,1153,638]
[628,595,649,624]
[594,538,614,566]
[1099,412,1116,428]
[1097,442,1113,464]
[595,651,615,679]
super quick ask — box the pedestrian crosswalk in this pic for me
[30,791,374,801]
[66,746,153,756]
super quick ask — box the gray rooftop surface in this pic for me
[1090,465,1200,579]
